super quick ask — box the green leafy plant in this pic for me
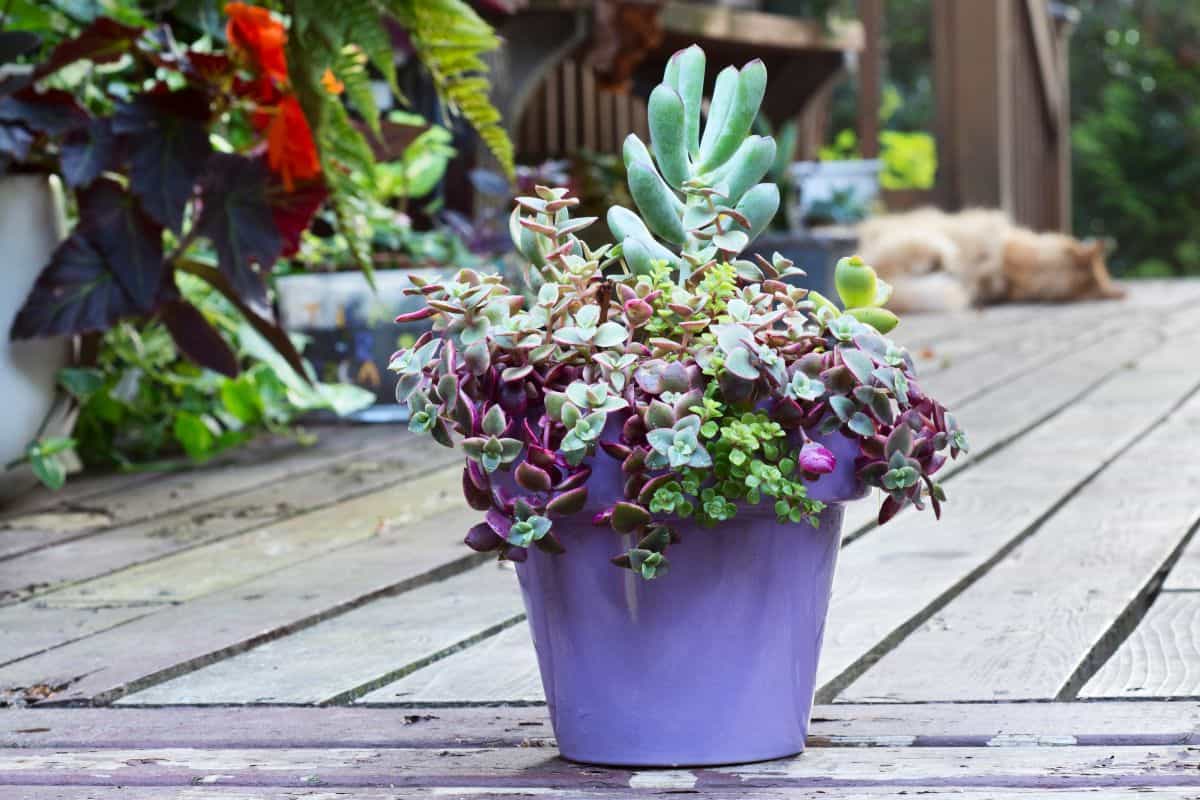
[58,275,371,472]
[1070,0,1200,276]
[284,0,515,278]
[819,128,937,190]
[392,45,965,579]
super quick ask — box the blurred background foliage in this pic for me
[1069,0,1200,277]
[822,0,1200,277]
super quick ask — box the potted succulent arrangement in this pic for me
[391,46,965,767]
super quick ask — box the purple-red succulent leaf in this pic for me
[547,486,588,516]
[465,522,504,552]
[611,501,651,533]
[515,461,553,493]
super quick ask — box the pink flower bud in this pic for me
[624,299,653,326]
[799,441,837,475]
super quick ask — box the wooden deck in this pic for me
[3,280,1200,797]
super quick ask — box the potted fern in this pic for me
[391,46,966,767]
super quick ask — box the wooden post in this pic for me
[857,0,883,159]
[931,0,1015,216]
[1051,4,1077,233]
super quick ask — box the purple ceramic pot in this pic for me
[514,431,865,767]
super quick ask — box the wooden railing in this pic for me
[931,0,1075,232]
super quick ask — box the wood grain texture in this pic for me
[839,315,1165,536]
[0,443,458,605]
[840,385,1200,702]
[39,465,462,608]
[0,426,391,561]
[0,744,1198,790]
[0,507,484,705]
[362,619,541,705]
[1166,533,1200,590]
[5,701,1197,748]
[8,787,1200,800]
[0,603,146,669]
[818,340,1200,700]
[371,321,1194,708]
[119,562,524,705]
[1081,593,1200,698]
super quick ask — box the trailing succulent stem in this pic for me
[392,45,965,580]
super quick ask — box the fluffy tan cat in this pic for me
[857,208,1125,312]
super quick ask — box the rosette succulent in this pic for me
[391,45,966,577]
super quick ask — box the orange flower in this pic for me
[320,68,344,95]
[258,94,321,191]
[225,2,288,86]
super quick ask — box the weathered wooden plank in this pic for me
[0,467,466,676]
[119,563,525,705]
[0,603,146,671]
[9,787,1200,800]
[366,327,1198,707]
[362,619,541,705]
[39,465,461,609]
[1165,531,1200,590]
[840,387,1200,702]
[1,744,1198,789]
[0,506,484,705]
[0,442,458,605]
[3,702,1197,748]
[839,314,1168,537]
[1081,593,1200,699]
[0,426,392,561]
[817,335,1200,700]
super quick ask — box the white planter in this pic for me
[0,174,71,490]
[275,267,452,418]
[788,159,882,228]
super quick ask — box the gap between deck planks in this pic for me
[0,462,465,671]
[0,434,458,604]
[355,318,1200,706]
[838,306,1193,538]
[0,438,459,605]
[4,702,1200,748]
[0,504,489,705]
[8,790,1200,800]
[0,742,1198,791]
[21,299,1190,705]
[838,375,1200,702]
[105,303,1194,706]
[0,425,391,562]
[117,563,526,705]
[4,287,1195,714]
[1080,522,1200,699]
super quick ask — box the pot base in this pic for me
[516,504,844,768]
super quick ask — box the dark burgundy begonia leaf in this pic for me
[0,89,88,136]
[269,178,327,257]
[196,153,282,304]
[11,234,131,337]
[0,122,33,162]
[60,118,116,188]
[114,89,212,232]
[160,298,239,378]
[11,181,164,338]
[9,181,165,338]
[79,178,166,309]
[34,17,142,79]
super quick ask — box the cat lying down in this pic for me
[857,208,1126,313]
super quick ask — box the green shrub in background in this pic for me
[818,128,937,190]
[59,277,372,472]
[1070,0,1200,277]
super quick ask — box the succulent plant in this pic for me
[390,44,965,581]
